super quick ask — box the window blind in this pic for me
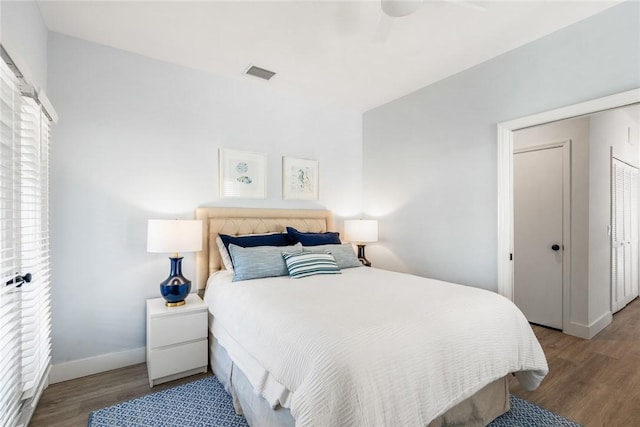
[19,97,52,402]
[0,56,53,427]
[0,57,24,427]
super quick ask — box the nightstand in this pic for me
[146,294,208,387]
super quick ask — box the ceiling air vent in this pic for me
[245,65,276,81]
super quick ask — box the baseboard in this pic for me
[587,311,613,338]
[49,347,146,384]
[564,311,612,339]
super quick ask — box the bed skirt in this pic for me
[209,334,509,427]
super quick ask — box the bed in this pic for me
[195,207,548,427]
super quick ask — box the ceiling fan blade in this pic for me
[381,0,423,18]
[446,0,487,12]
[372,13,394,43]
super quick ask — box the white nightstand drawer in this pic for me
[148,311,207,349]
[148,339,208,380]
[146,295,208,387]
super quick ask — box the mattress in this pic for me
[204,267,547,426]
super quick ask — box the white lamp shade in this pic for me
[344,219,378,243]
[147,219,203,254]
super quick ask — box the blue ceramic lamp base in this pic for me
[160,257,191,307]
[356,244,372,267]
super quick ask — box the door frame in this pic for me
[497,88,640,302]
[513,140,571,330]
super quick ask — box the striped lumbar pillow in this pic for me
[282,251,341,279]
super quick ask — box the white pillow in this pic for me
[216,236,234,271]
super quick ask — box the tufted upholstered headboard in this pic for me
[194,207,334,291]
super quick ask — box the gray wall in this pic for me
[1,0,48,91]
[363,1,640,290]
[47,33,363,365]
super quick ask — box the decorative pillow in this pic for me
[229,243,302,282]
[303,244,362,269]
[286,227,341,246]
[216,236,234,271]
[282,251,342,279]
[220,233,290,267]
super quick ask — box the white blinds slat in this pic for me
[19,97,52,402]
[0,59,23,427]
[0,58,53,427]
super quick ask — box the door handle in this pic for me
[551,244,560,251]
[5,273,32,287]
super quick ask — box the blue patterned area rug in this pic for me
[490,395,581,426]
[88,376,581,426]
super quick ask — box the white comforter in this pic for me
[205,267,548,427]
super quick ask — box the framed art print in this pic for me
[219,148,266,199]
[282,157,319,200]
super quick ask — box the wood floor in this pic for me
[509,297,640,426]
[30,366,212,427]
[31,298,640,427]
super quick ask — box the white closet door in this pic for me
[628,166,639,300]
[611,159,639,313]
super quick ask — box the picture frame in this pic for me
[282,156,319,200]
[219,148,266,199]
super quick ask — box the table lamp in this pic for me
[147,219,203,307]
[344,219,378,267]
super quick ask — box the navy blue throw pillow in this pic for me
[219,233,290,253]
[286,227,341,246]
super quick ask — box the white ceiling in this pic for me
[37,1,622,112]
